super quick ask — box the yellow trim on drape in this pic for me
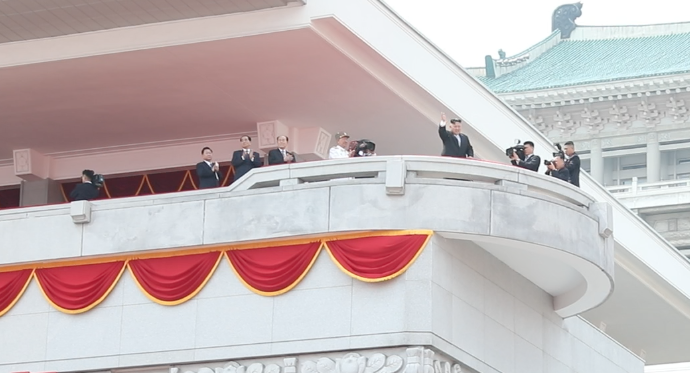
[323,230,434,283]
[127,251,223,306]
[60,184,69,203]
[0,269,35,317]
[176,171,192,192]
[225,244,323,297]
[35,262,127,314]
[221,165,234,187]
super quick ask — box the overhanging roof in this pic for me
[0,0,299,44]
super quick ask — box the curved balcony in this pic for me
[0,156,613,317]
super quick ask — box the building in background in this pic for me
[1,2,690,373]
[470,2,690,256]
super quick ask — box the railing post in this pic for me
[632,177,638,195]
[384,159,406,195]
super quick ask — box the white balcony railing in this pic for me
[606,177,690,197]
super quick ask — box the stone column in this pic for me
[590,139,604,184]
[20,179,64,207]
[647,132,660,183]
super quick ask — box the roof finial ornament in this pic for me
[552,2,583,39]
[498,49,506,59]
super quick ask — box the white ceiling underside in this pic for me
[0,0,295,44]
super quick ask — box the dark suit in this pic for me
[548,167,570,183]
[196,161,223,189]
[70,182,100,201]
[512,154,541,172]
[438,124,474,158]
[268,148,296,165]
[565,153,580,187]
[231,150,262,181]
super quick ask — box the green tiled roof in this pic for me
[481,32,690,93]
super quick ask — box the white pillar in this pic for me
[590,139,604,183]
[647,133,660,183]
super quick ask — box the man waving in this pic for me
[437,113,473,158]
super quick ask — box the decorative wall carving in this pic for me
[666,97,687,123]
[13,149,30,174]
[177,348,462,373]
[608,104,631,129]
[637,100,661,127]
[581,107,604,133]
[553,110,576,135]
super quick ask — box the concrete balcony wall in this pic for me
[0,157,613,317]
[0,156,623,373]
[0,236,641,373]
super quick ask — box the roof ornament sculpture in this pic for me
[552,2,583,39]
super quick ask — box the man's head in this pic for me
[450,119,462,135]
[277,135,289,149]
[524,141,534,156]
[336,132,350,148]
[240,135,252,149]
[564,141,575,156]
[82,169,95,183]
[553,155,565,169]
[201,147,213,161]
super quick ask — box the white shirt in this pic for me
[329,145,349,159]
[204,160,219,180]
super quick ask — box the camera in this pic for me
[352,139,376,157]
[544,143,566,166]
[354,139,376,157]
[92,174,105,188]
[505,140,526,161]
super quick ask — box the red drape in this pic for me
[35,261,125,313]
[0,187,21,209]
[0,269,33,316]
[227,242,322,295]
[128,252,221,305]
[61,166,235,202]
[325,234,430,281]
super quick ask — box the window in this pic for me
[621,164,646,170]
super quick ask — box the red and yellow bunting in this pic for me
[0,230,432,316]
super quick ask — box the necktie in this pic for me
[455,134,462,147]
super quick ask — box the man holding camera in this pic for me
[438,113,473,158]
[70,169,101,201]
[509,141,540,171]
[545,155,570,182]
[563,141,581,187]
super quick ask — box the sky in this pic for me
[385,0,690,67]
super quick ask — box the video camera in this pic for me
[352,139,376,157]
[543,143,566,166]
[92,174,105,188]
[505,140,526,161]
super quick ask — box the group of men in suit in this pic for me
[195,135,296,189]
[439,112,579,187]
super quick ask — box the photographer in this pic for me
[70,169,102,201]
[563,141,580,187]
[508,141,540,171]
[545,155,570,183]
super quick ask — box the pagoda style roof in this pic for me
[474,4,690,94]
